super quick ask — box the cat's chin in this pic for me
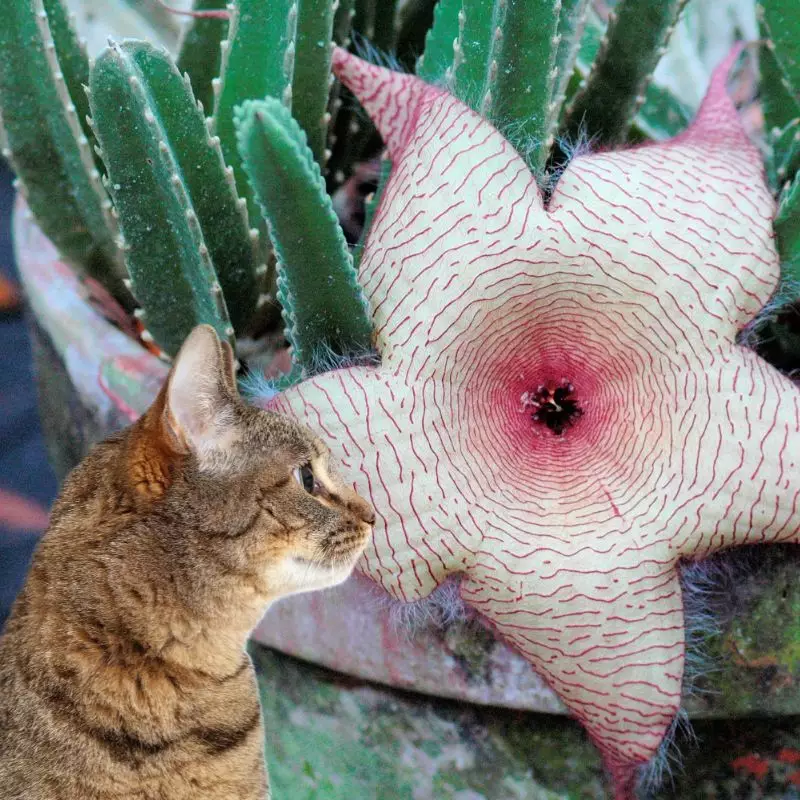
[275,554,359,596]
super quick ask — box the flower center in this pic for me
[521,380,582,436]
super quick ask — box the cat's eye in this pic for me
[293,464,317,494]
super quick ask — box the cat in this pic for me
[0,324,374,800]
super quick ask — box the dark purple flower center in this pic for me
[523,380,582,436]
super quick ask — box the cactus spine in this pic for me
[0,0,127,304]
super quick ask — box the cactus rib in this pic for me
[0,0,128,304]
[562,0,689,147]
[177,0,230,115]
[90,40,254,356]
[213,0,297,227]
[550,0,590,135]
[413,0,457,83]
[775,174,800,289]
[293,0,336,165]
[41,0,102,173]
[236,97,372,370]
[417,0,561,173]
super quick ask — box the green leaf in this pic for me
[760,1,800,100]
[562,0,689,146]
[214,0,297,226]
[0,0,127,304]
[293,0,336,165]
[775,174,800,287]
[770,119,800,190]
[236,97,372,370]
[177,0,230,115]
[550,0,591,131]
[90,40,256,356]
[415,0,459,83]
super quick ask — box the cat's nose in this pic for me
[349,495,375,526]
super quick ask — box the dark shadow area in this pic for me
[0,160,57,629]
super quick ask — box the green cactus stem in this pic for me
[292,0,336,166]
[759,44,800,137]
[90,40,266,356]
[769,119,800,190]
[759,5,800,193]
[563,7,691,143]
[775,176,800,299]
[415,0,459,85]
[214,0,297,226]
[354,157,391,269]
[759,1,799,100]
[0,0,127,304]
[41,0,102,171]
[562,0,688,147]
[549,0,590,133]
[417,0,562,173]
[176,0,230,115]
[236,97,372,371]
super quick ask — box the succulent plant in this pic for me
[3,0,800,797]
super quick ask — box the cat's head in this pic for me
[124,325,375,600]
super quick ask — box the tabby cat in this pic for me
[0,325,374,800]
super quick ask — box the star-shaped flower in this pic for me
[269,48,800,796]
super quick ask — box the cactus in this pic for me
[292,0,336,165]
[213,0,297,228]
[176,0,231,115]
[353,157,391,269]
[235,97,371,371]
[562,0,689,146]
[416,0,562,172]
[758,2,800,330]
[4,0,799,380]
[89,40,264,356]
[41,0,102,171]
[549,0,590,128]
[0,0,127,304]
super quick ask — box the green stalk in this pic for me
[293,0,336,165]
[214,0,297,225]
[0,0,127,304]
[562,0,688,146]
[177,0,230,115]
[236,97,372,371]
[90,40,266,355]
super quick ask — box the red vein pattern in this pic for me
[268,47,800,797]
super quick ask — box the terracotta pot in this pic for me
[15,198,800,720]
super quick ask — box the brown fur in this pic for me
[0,326,374,800]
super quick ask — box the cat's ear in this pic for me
[163,325,239,461]
[220,339,239,397]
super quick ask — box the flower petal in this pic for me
[461,558,684,786]
[550,45,778,338]
[332,50,547,364]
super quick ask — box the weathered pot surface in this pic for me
[15,198,800,718]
